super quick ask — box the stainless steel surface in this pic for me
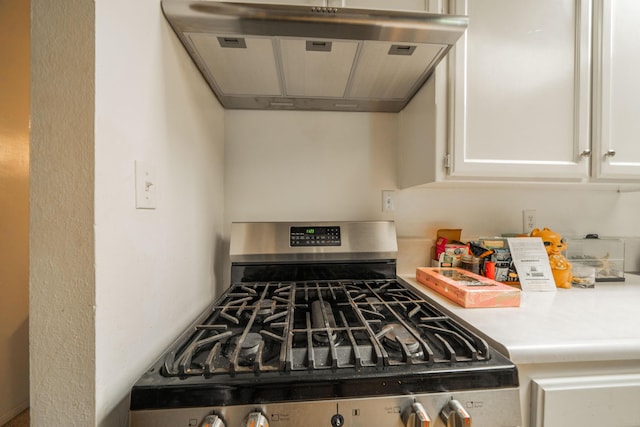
[229,221,397,263]
[130,388,522,427]
[604,149,617,157]
[580,149,592,157]
[161,1,468,112]
[130,221,522,427]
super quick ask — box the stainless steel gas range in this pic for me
[129,221,521,427]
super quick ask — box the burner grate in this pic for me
[162,280,490,378]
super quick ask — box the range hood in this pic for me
[161,1,468,112]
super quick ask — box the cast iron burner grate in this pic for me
[162,280,490,377]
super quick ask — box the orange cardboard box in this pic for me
[416,267,521,308]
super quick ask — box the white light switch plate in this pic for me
[382,190,396,212]
[135,161,157,209]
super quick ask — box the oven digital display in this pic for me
[290,226,341,246]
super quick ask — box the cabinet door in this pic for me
[592,0,640,180]
[531,374,640,426]
[448,0,591,181]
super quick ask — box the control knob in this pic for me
[201,414,225,427]
[244,411,269,427]
[402,402,431,427]
[440,399,472,427]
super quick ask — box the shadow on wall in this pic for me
[9,318,29,398]
[98,396,129,427]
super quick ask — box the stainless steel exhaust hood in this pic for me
[161,1,468,112]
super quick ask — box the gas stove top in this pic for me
[129,221,521,427]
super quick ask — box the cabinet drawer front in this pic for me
[531,374,640,426]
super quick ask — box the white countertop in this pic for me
[399,274,640,365]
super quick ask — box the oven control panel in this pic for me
[290,226,341,247]
[130,388,522,427]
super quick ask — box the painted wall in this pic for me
[30,0,96,425]
[0,0,30,423]
[224,110,640,276]
[30,0,225,425]
[93,0,225,424]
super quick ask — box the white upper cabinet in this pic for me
[447,0,592,181]
[398,0,640,187]
[592,0,640,181]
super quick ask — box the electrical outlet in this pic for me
[382,190,396,212]
[523,209,536,234]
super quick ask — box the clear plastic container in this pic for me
[565,237,625,282]
[571,265,596,288]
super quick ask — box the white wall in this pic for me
[224,110,397,223]
[31,0,225,425]
[224,110,640,276]
[94,0,225,425]
[0,0,30,423]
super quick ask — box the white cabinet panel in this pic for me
[592,0,640,180]
[531,374,640,426]
[448,0,591,181]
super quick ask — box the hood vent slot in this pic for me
[162,1,468,112]
[306,40,332,52]
[389,45,417,56]
[218,37,247,49]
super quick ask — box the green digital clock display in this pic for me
[290,226,341,247]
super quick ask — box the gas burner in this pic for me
[234,332,263,365]
[311,300,341,345]
[381,323,422,355]
[257,299,274,316]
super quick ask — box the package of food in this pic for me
[432,229,468,268]
[477,238,520,284]
[416,267,521,308]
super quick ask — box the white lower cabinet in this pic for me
[531,373,640,426]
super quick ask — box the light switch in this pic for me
[135,161,157,209]
[382,190,396,212]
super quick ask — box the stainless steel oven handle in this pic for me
[440,399,472,427]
